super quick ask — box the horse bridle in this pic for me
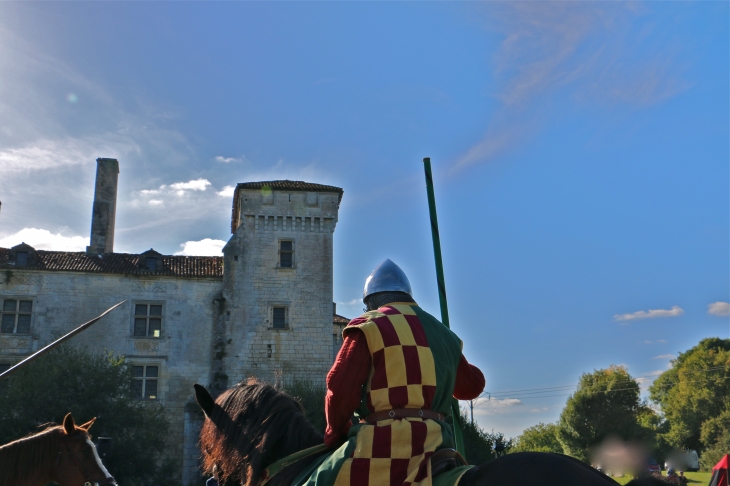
[56,433,117,486]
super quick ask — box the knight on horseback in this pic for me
[308,259,486,486]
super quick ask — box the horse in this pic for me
[194,379,666,486]
[0,412,117,486]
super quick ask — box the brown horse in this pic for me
[0,412,117,486]
[195,379,666,486]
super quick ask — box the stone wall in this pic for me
[218,188,340,389]
[0,269,222,477]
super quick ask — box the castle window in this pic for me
[272,307,286,328]
[1,299,33,334]
[15,252,28,267]
[131,365,158,400]
[145,257,156,272]
[279,240,293,268]
[133,302,163,338]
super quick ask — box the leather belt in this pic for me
[366,408,445,424]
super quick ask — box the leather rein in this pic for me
[55,433,117,486]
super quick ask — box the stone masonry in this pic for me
[0,167,346,484]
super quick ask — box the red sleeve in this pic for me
[324,329,371,447]
[453,355,485,400]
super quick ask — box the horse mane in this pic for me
[200,378,324,486]
[0,423,63,486]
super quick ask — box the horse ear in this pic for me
[79,417,97,431]
[194,384,215,417]
[63,413,76,435]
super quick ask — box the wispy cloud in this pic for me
[175,238,226,256]
[642,339,668,344]
[474,398,523,415]
[0,228,87,251]
[453,2,691,171]
[136,179,213,203]
[614,305,684,323]
[652,354,675,360]
[215,156,241,164]
[708,301,730,317]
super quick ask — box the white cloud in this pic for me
[653,354,675,360]
[0,228,87,251]
[135,179,214,203]
[215,156,240,163]
[169,179,211,192]
[646,370,665,377]
[473,398,523,415]
[708,302,730,317]
[614,306,684,323]
[217,185,235,198]
[0,136,137,176]
[175,238,226,256]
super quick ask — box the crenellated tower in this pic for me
[212,181,343,391]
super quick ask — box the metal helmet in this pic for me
[363,259,412,302]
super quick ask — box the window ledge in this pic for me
[267,327,290,331]
[131,336,163,340]
[275,266,296,271]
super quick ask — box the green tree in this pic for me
[557,365,643,461]
[649,337,730,452]
[459,409,513,465]
[0,345,177,486]
[512,422,564,454]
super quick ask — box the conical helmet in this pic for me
[363,259,412,302]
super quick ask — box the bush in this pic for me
[284,377,327,434]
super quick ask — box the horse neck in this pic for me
[0,427,60,486]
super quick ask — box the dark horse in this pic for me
[0,412,117,486]
[195,379,664,486]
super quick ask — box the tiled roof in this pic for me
[333,313,350,325]
[0,248,223,278]
[231,180,344,233]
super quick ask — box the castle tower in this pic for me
[213,181,343,391]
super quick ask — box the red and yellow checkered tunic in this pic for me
[331,303,460,486]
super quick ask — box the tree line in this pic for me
[506,338,730,470]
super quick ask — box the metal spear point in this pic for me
[0,300,127,381]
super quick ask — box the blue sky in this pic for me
[0,1,727,438]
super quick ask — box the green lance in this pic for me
[422,157,466,456]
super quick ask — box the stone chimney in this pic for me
[86,158,119,255]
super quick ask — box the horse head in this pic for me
[195,379,324,486]
[52,413,117,486]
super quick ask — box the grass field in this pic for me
[613,471,712,485]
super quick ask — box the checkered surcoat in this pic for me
[331,303,462,486]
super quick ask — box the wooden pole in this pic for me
[423,157,466,455]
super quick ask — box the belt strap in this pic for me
[366,408,445,424]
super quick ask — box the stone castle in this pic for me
[0,158,349,482]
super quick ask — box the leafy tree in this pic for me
[557,365,643,461]
[649,338,730,452]
[512,422,564,454]
[0,345,177,486]
[459,409,513,464]
[284,377,327,434]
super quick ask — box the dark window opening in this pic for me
[267,344,272,358]
[134,303,163,337]
[272,307,286,329]
[279,241,293,268]
[131,365,159,400]
[15,252,28,266]
[145,257,157,272]
[1,299,32,334]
